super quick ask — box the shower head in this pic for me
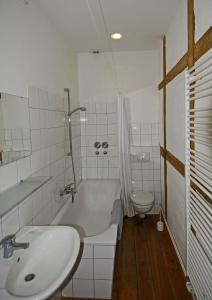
[68,106,86,117]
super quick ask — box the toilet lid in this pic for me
[131,191,154,205]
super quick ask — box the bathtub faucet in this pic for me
[60,183,77,202]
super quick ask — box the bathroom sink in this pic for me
[5,226,80,300]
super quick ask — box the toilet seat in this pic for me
[130,191,154,206]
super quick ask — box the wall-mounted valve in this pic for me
[102,142,109,148]
[94,141,101,149]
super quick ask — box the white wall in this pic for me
[0,0,78,102]
[0,0,82,237]
[159,0,212,269]
[195,0,212,41]
[78,50,160,124]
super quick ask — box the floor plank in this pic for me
[62,216,192,300]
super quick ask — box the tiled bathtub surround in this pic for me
[0,86,82,243]
[63,244,115,299]
[81,102,119,179]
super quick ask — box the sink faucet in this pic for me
[60,183,77,202]
[0,234,29,259]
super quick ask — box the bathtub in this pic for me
[52,179,122,299]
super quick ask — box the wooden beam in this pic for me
[160,146,185,177]
[158,26,211,90]
[188,0,195,68]
[158,53,188,90]
[162,36,168,219]
[166,150,185,177]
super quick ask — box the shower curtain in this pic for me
[118,94,134,217]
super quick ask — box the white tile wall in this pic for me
[81,102,119,180]
[0,86,82,240]
[95,280,113,299]
[73,279,94,298]
[129,122,161,213]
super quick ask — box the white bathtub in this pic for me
[52,179,122,299]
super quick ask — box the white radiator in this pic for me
[185,49,212,300]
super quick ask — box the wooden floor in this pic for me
[63,216,192,300]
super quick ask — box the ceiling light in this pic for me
[111,33,122,40]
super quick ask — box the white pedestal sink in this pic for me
[0,226,80,300]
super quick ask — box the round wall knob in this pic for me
[94,141,101,149]
[102,142,109,149]
[103,151,107,155]
[95,151,100,155]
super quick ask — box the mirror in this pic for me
[0,92,31,166]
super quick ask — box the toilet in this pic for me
[130,191,155,218]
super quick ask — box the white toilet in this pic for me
[130,191,155,218]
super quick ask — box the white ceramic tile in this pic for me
[142,170,154,180]
[96,103,106,113]
[82,245,93,258]
[62,280,73,297]
[153,169,161,180]
[97,114,107,124]
[81,124,86,135]
[87,113,96,125]
[11,129,22,140]
[81,147,86,157]
[153,158,161,170]
[87,157,97,168]
[142,181,154,192]
[0,162,18,192]
[108,135,117,146]
[107,113,117,124]
[33,202,52,225]
[151,123,159,135]
[132,134,140,145]
[86,125,96,136]
[31,189,43,217]
[97,168,108,179]
[86,168,97,179]
[85,102,96,113]
[154,181,161,192]
[18,197,33,227]
[141,161,154,170]
[74,259,93,279]
[95,280,112,299]
[29,86,39,108]
[97,157,108,168]
[30,108,40,129]
[131,123,140,135]
[31,129,41,151]
[94,259,114,279]
[73,279,94,298]
[82,168,86,179]
[30,151,41,173]
[85,135,96,147]
[94,246,115,259]
[141,123,151,134]
[140,134,151,146]
[17,157,31,181]
[108,124,117,135]
[108,168,119,179]
[97,125,107,136]
[108,146,118,156]
[2,207,19,237]
[132,169,142,181]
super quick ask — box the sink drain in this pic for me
[24,273,36,282]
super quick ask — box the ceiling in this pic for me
[39,0,180,52]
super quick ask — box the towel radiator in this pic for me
[185,49,212,300]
